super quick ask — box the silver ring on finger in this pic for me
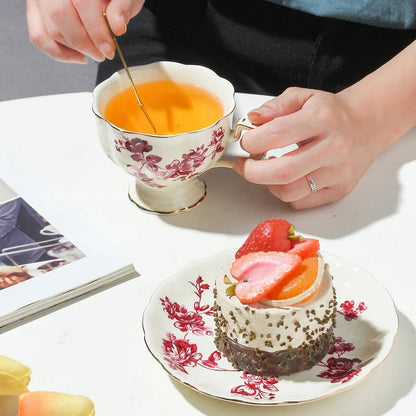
[306,174,317,193]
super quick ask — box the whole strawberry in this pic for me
[235,219,298,259]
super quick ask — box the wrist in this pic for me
[337,85,389,163]
[338,40,416,157]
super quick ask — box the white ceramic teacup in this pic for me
[92,61,254,214]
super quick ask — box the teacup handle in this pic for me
[210,117,266,169]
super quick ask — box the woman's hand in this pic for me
[233,87,377,208]
[26,0,144,63]
[235,40,416,209]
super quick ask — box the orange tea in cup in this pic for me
[93,61,238,214]
[103,80,224,135]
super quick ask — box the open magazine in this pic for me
[0,152,138,331]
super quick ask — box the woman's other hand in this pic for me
[233,82,403,209]
[26,0,144,63]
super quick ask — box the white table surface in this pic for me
[1,92,415,415]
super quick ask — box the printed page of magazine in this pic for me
[0,152,139,330]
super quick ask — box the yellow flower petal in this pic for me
[0,356,31,381]
[18,391,95,416]
[0,356,31,396]
[0,373,29,396]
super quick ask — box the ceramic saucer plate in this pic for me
[143,250,398,405]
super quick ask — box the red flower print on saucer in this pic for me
[142,250,398,405]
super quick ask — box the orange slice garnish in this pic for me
[269,255,318,300]
[260,255,322,307]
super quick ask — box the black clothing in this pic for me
[97,0,415,95]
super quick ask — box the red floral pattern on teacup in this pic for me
[114,127,225,187]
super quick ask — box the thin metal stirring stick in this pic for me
[102,12,157,134]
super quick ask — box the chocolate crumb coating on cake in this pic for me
[214,325,334,376]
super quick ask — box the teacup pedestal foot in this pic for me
[128,178,207,215]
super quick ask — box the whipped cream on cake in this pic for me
[213,219,337,376]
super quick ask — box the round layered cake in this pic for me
[213,219,337,377]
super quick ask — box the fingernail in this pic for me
[248,107,266,118]
[98,42,115,60]
[93,55,106,62]
[77,56,88,64]
[119,14,128,34]
[247,110,264,123]
[69,55,88,64]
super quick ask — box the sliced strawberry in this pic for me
[289,238,320,259]
[230,251,302,304]
[235,219,295,259]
